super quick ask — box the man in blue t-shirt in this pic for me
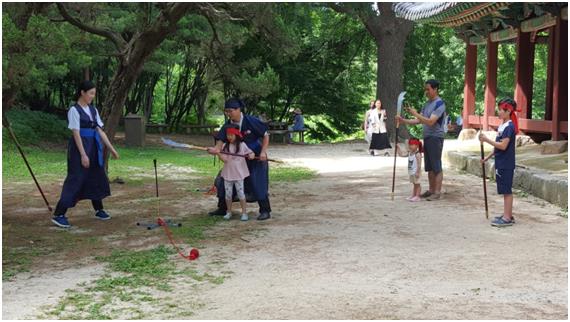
[397,79,446,201]
[480,97,518,227]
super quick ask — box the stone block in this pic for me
[458,128,477,141]
[445,145,568,207]
[444,151,468,171]
[516,135,535,147]
[465,155,494,179]
[540,140,568,155]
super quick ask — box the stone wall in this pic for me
[444,151,568,208]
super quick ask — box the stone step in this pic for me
[444,150,568,208]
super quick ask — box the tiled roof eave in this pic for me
[415,3,511,27]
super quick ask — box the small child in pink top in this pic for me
[218,125,255,221]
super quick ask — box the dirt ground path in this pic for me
[3,141,568,319]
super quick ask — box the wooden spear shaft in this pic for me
[478,115,489,219]
[162,138,283,163]
[480,141,489,219]
[4,118,53,212]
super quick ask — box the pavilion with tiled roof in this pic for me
[393,2,567,141]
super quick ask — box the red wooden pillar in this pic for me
[552,16,568,140]
[462,44,477,128]
[545,26,555,120]
[514,30,535,119]
[483,39,498,130]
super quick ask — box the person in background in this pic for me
[368,99,391,156]
[456,115,463,133]
[288,108,305,143]
[259,112,270,124]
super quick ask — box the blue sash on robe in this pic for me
[79,128,104,167]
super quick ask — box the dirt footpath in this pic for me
[3,141,568,319]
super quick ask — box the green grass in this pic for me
[4,111,315,317]
[2,145,217,182]
[170,215,222,246]
[45,243,227,319]
[3,109,69,147]
[45,246,175,318]
[2,232,101,281]
[2,246,44,281]
[2,144,68,181]
[3,145,316,184]
[98,245,175,278]
[269,165,317,182]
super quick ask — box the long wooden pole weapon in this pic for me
[478,115,489,219]
[161,138,284,163]
[391,92,406,200]
[154,159,160,216]
[3,116,53,212]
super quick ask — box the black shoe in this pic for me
[257,212,271,221]
[208,208,226,216]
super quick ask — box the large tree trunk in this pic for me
[366,3,414,141]
[101,58,147,140]
[375,29,412,141]
[331,2,414,141]
[195,87,208,125]
[97,4,194,141]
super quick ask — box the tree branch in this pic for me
[197,3,244,21]
[328,3,356,16]
[56,3,126,50]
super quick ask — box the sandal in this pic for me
[491,216,514,227]
[494,215,515,223]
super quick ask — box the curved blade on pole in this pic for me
[161,137,190,149]
[396,91,406,117]
[391,91,405,201]
[161,137,206,150]
[161,137,283,163]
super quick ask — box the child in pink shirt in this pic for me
[218,125,255,221]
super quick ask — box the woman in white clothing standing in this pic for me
[368,99,392,156]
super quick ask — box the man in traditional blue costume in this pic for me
[207,98,272,220]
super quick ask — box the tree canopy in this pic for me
[2,2,551,143]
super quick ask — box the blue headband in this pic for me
[224,99,244,109]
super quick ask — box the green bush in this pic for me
[3,109,69,147]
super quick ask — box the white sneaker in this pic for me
[223,213,232,220]
[240,214,249,221]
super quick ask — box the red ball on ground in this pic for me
[189,248,199,260]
